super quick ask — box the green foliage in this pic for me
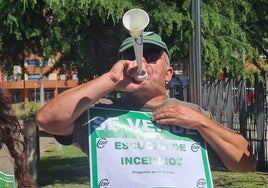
[12,102,41,120]
[0,0,267,81]
[201,0,256,80]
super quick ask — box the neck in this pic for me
[125,92,168,107]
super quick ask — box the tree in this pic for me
[0,0,132,80]
[0,0,267,82]
[202,0,253,80]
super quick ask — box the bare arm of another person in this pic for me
[36,60,144,136]
[152,104,257,172]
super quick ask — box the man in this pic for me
[36,32,256,172]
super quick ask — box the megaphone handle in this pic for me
[132,37,147,81]
[132,37,147,76]
[132,37,143,74]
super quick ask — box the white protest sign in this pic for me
[88,107,213,188]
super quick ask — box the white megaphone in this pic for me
[122,8,149,82]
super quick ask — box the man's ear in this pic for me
[166,67,174,82]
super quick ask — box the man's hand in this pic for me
[151,104,206,130]
[109,59,146,92]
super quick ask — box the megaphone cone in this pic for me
[123,8,149,37]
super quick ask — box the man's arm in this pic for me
[152,104,257,172]
[36,59,145,136]
[36,73,116,136]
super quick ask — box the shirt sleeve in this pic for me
[54,134,73,145]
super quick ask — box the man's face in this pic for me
[121,45,173,95]
[143,50,172,94]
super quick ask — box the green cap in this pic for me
[119,32,170,58]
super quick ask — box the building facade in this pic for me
[1,57,79,103]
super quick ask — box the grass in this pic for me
[38,145,90,188]
[38,145,268,188]
[212,171,268,188]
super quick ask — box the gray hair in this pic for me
[164,52,170,67]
